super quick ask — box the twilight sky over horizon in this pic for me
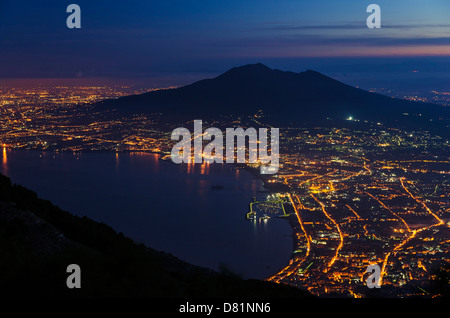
[1,0,450,86]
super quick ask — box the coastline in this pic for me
[232,163,290,193]
[1,148,294,280]
[148,152,298,280]
[232,163,298,281]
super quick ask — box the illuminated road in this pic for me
[346,204,363,220]
[267,162,448,296]
[310,193,344,271]
[364,191,411,232]
[267,193,311,283]
[293,194,311,259]
[379,177,448,285]
[399,177,444,226]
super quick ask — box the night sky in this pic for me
[1,0,450,88]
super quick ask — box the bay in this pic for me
[1,148,292,279]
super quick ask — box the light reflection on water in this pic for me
[2,147,7,174]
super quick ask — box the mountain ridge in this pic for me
[94,63,449,136]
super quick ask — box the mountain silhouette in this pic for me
[95,63,449,135]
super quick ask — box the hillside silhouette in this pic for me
[95,63,449,136]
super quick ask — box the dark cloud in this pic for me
[1,1,449,78]
[250,22,450,31]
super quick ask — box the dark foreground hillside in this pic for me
[0,172,313,298]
